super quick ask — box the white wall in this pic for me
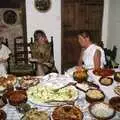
[107,0,120,63]
[26,0,61,72]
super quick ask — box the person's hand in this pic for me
[29,58,38,62]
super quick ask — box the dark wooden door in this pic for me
[61,0,104,72]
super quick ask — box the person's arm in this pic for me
[94,49,101,69]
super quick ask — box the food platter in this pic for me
[93,68,114,77]
[21,108,49,120]
[27,84,78,106]
[0,74,16,88]
[51,105,83,120]
[17,76,40,90]
[89,102,116,120]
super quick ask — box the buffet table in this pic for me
[1,68,120,120]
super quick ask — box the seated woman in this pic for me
[0,37,11,75]
[78,31,106,70]
[30,30,57,76]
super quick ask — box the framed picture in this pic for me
[34,0,51,12]
[3,10,17,25]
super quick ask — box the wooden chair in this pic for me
[8,37,36,76]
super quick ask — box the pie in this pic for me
[52,105,83,120]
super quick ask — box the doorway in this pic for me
[61,0,104,73]
[0,0,27,64]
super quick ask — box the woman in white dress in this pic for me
[0,37,11,75]
[78,31,106,70]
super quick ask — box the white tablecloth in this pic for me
[1,71,120,120]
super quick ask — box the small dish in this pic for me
[109,96,120,112]
[89,102,116,120]
[93,68,114,77]
[7,90,27,106]
[21,108,49,120]
[52,105,83,120]
[86,89,105,103]
[99,77,113,86]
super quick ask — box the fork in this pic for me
[53,82,76,92]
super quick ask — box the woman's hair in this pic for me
[34,30,47,39]
[79,31,92,40]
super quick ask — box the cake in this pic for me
[52,105,83,120]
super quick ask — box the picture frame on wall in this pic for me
[34,0,51,12]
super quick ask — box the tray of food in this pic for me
[27,84,78,106]
[89,102,116,120]
[21,108,49,120]
[51,105,83,120]
[76,81,99,92]
[109,96,120,112]
[114,86,120,96]
[93,68,114,77]
[86,89,105,103]
[17,76,40,90]
[99,77,113,86]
